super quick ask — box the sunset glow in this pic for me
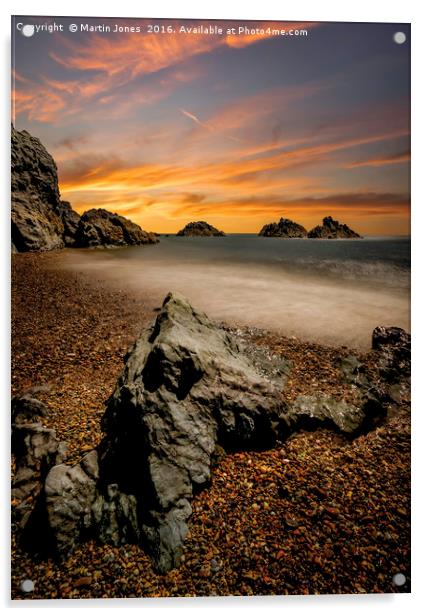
[12,17,410,234]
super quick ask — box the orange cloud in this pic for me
[58,126,409,200]
[169,192,409,216]
[346,150,410,168]
[52,21,318,77]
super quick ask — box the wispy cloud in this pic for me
[345,150,410,168]
[180,108,213,131]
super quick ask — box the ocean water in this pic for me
[60,235,410,349]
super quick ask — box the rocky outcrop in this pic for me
[259,217,307,238]
[57,201,80,247]
[11,126,67,251]
[11,126,158,251]
[12,294,289,571]
[308,216,361,239]
[177,221,225,236]
[98,291,288,571]
[74,209,159,248]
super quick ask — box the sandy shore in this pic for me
[11,252,410,598]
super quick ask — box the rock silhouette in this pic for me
[308,216,361,239]
[259,217,307,238]
[177,221,225,236]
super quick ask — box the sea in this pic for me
[60,235,410,350]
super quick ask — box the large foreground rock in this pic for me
[259,217,307,238]
[308,216,361,239]
[177,221,225,236]
[74,209,159,248]
[98,292,288,571]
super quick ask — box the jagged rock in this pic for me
[372,326,410,383]
[283,392,385,435]
[44,462,98,556]
[12,394,48,425]
[74,209,159,248]
[57,200,80,246]
[80,449,99,480]
[177,221,225,236]
[11,396,64,526]
[92,484,140,546]
[338,355,368,387]
[308,216,361,239]
[259,217,307,238]
[11,126,66,251]
[99,291,287,571]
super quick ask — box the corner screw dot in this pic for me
[393,32,406,44]
[392,572,406,586]
[20,579,34,593]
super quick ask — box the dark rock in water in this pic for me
[282,392,385,436]
[308,216,361,239]
[99,291,287,571]
[74,208,159,248]
[259,217,307,238]
[372,326,410,383]
[57,200,80,247]
[177,221,225,236]
[11,126,66,251]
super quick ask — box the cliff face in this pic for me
[308,216,361,239]
[11,126,158,251]
[259,217,307,238]
[11,126,67,251]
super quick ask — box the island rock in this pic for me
[308,216,361,239]
[259,217,307,238]
[177,221,225,236]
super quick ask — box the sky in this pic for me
[12,16,410,234]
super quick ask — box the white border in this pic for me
[2,1,427,614]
